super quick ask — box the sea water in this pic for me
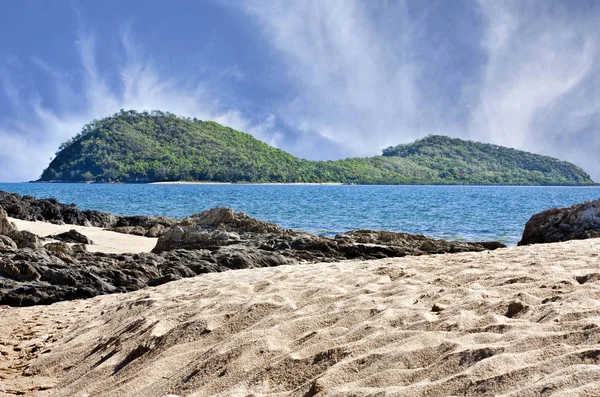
[1,183,599,245]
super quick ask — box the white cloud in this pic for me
[241,0,600,179]
[0,27,280,182]
[471,1,600,170]
[2,1,599,182]
[241,0,436,157]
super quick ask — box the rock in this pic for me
[0,202,505,307]
[0,235,17,250]
[519,199,600,245]
[147,274,182,287]
[72,244,88,252]
[145,224,166,237]
[111,226,147,236]
[10,230,42,249]
[187,207,283,234]
[44,242,73,254]
[0,190,176,231]
[335,230,505,255]
[505,301,528,318]
[0,206,17,235]
[152,226,242,253]
[0,261,41,282]
[51,229,94,245]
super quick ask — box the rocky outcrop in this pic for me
[0,247,294,306]
[0,235,17,250]
[0,191,177,237]
[153,207,506,262]
[1,206,42,250]
[1,204,506,307]
[50,229,94,245]
[519,199,600,245]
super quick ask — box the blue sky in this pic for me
[1,0,599,182]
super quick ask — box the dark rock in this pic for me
[0,191,176,235]
[0,201,505,308]
[505,301,527,318]
[153,226,242,253]
[9,230,42,249]
[0,206,17,235]
[44,242,73,254]
[519,199,600,245]
[147,274,182,287]
[146,224,166,237]
[51,229,94,245]
[186,207,282,234]
[0,235,17,250]
[72,244,88,252]
[111,226,147,236]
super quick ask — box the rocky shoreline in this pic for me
[0,191,507,307]
[3,191,599,308]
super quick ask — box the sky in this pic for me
[0,0,599,182]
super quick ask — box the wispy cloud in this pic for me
[471,1,600,168]
[1,1,598,182]
[0,25,280,182]
[241,0,600,179]
[241,0,436,157]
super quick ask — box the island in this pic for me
[39,110,595,185]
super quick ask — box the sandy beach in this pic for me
[2,236,600,396]
[8,217,157,254]
[149,181,344,185]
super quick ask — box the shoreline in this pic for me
[149,181,345,185]
[22,180,600,187]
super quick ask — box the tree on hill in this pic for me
[39,111,595,186]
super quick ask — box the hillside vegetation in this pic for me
[39,110,595,185]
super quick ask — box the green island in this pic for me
[39,110,595,185]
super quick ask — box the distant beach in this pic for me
[149,181,344,185]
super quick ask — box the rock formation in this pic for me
[519,199,600,245]
[153,207,505,261]
[0,191,177,237]
[1,203,506,307]
[1,206,42,250]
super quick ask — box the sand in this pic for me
[149,182,343,185]
[2,237,600,396]
[8,217,157,254]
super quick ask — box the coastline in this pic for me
[149,181,345,185]
[2,192,600,395]
[29,179,600,186]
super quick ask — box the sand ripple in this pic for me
[2,238,600,396]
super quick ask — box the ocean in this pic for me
[1,183,599,245]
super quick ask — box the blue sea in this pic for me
[1,183,599,245]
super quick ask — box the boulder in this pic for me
[153,226,242,253]
[0,235,17,250]
[72,244,88,252]
[187,207,283,234]
[146,224,166,237]
[519,199,600,245]
[111,226,147,236]
[44,242,73,254]
[10,230,42,249]
[0,206,16,235]
[335,230,504,255]
[51,229,94,245]
[0,190,174,230]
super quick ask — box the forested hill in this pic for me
[39,110,595,185]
